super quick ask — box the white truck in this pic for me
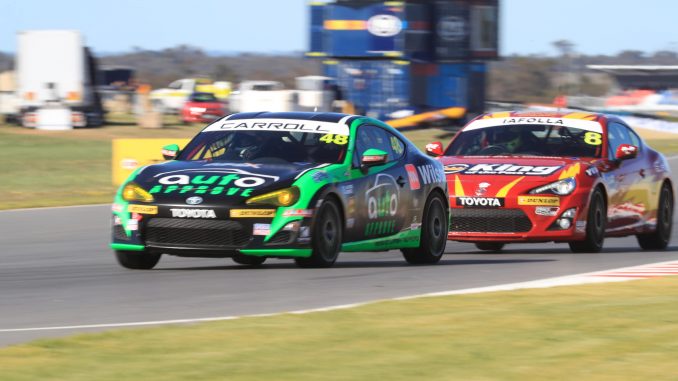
[16,30,103,128]
[228,77,338,113]
[149,78,231,114]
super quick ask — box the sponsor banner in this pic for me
[460,163,561,176]
[417,164,445,184]
[404,164,421,190]
[282,209,314,217]
[149,169,280,197]
[127,204,158,215]
[518,195,560,206]
[203,119,349,136]
[112,139,191,186]
[230,209,276,218]
[444,164,470,174]
[464,117,603,133]
[253,223,271,236]
[456,197,504,208]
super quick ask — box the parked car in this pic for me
[426,111,673,253]
[111,112,448,269]
[181,92,226,124]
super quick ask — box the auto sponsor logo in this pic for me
[203,118,350,136]
[229,209,276,218]
[444,164,469,174]
[456,197,504,208]
[170,208,217,218]
[517,196,560,206]
[186,196,203,205]
[150,169,279,197]
[127,204,159,215]
[365,174,399,236]
[461,164,561,176]
[405,164,420,190]
[417,164,445,184]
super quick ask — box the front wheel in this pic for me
[475,242,505,252]
[115,250,161,270]
[402,192,448,265]
[569,189,606,253]
[637,183,673,250]
[295,199,342,268]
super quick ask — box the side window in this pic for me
[608,122,640,159]
[353,125,405,166]
[607,122,628,160]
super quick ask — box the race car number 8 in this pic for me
[320,134,348,145]
[584,132,602,146]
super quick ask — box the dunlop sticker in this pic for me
[517,196,560,206]
[128,204,159,214]
[230,209,276,218]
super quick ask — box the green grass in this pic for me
[1,277,678,380]
[646,139,678,157]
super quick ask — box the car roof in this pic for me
[464,110,606,133]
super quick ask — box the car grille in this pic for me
[449,208,532,233]
[267,231,293,245]
[144,218,250,249]
[113,225,128,240]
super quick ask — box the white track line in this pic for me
[2,260,677,334]
[0,203,109,213]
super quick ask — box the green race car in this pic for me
[111,112,449,269]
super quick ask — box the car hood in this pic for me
[439,155,595,197]
[131,160,319,205]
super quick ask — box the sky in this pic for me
[0,0,676,56]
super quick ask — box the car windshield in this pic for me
[445,124,602,158]
[178,130,348,164]
[190,92,218,102]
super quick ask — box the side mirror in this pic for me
[361,148,388,169]
[425,141,444,157]
[615,144,638,161]
[162,144,180,160]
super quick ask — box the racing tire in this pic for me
[232,254,266,266]
[475,242,505,252]
[569,189,606,253]
[637,183,673,250]
[115,250,161,270]
[295,199,342,268]
[402,192,448,265]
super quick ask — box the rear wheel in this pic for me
[115,250,161,270]
[295,199,342,268]
[402,192,448,265]
[475,242,505,252]
[569,189,606,253]
[232,254,266,266]
[637,183,673,250]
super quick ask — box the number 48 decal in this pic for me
[320,134,348,145]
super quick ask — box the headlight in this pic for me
[529,178,576,196]
[246,187,300,207]
[122,183,154,202]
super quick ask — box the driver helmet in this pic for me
[234,132,264,159]
[497,130,522,152]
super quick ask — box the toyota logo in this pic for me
[186,196,203,205]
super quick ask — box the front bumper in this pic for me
[111,203,313,258]
[447,193,588,243]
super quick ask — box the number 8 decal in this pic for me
[584,132,602,146]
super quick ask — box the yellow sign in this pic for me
[229,209,276,218]
[518,196,560,206]
[112,139,190,186]
[128,204,159,215]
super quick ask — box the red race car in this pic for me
[181,92,226,124]
[426,111,673,253]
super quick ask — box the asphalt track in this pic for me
[1,190,678,347]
